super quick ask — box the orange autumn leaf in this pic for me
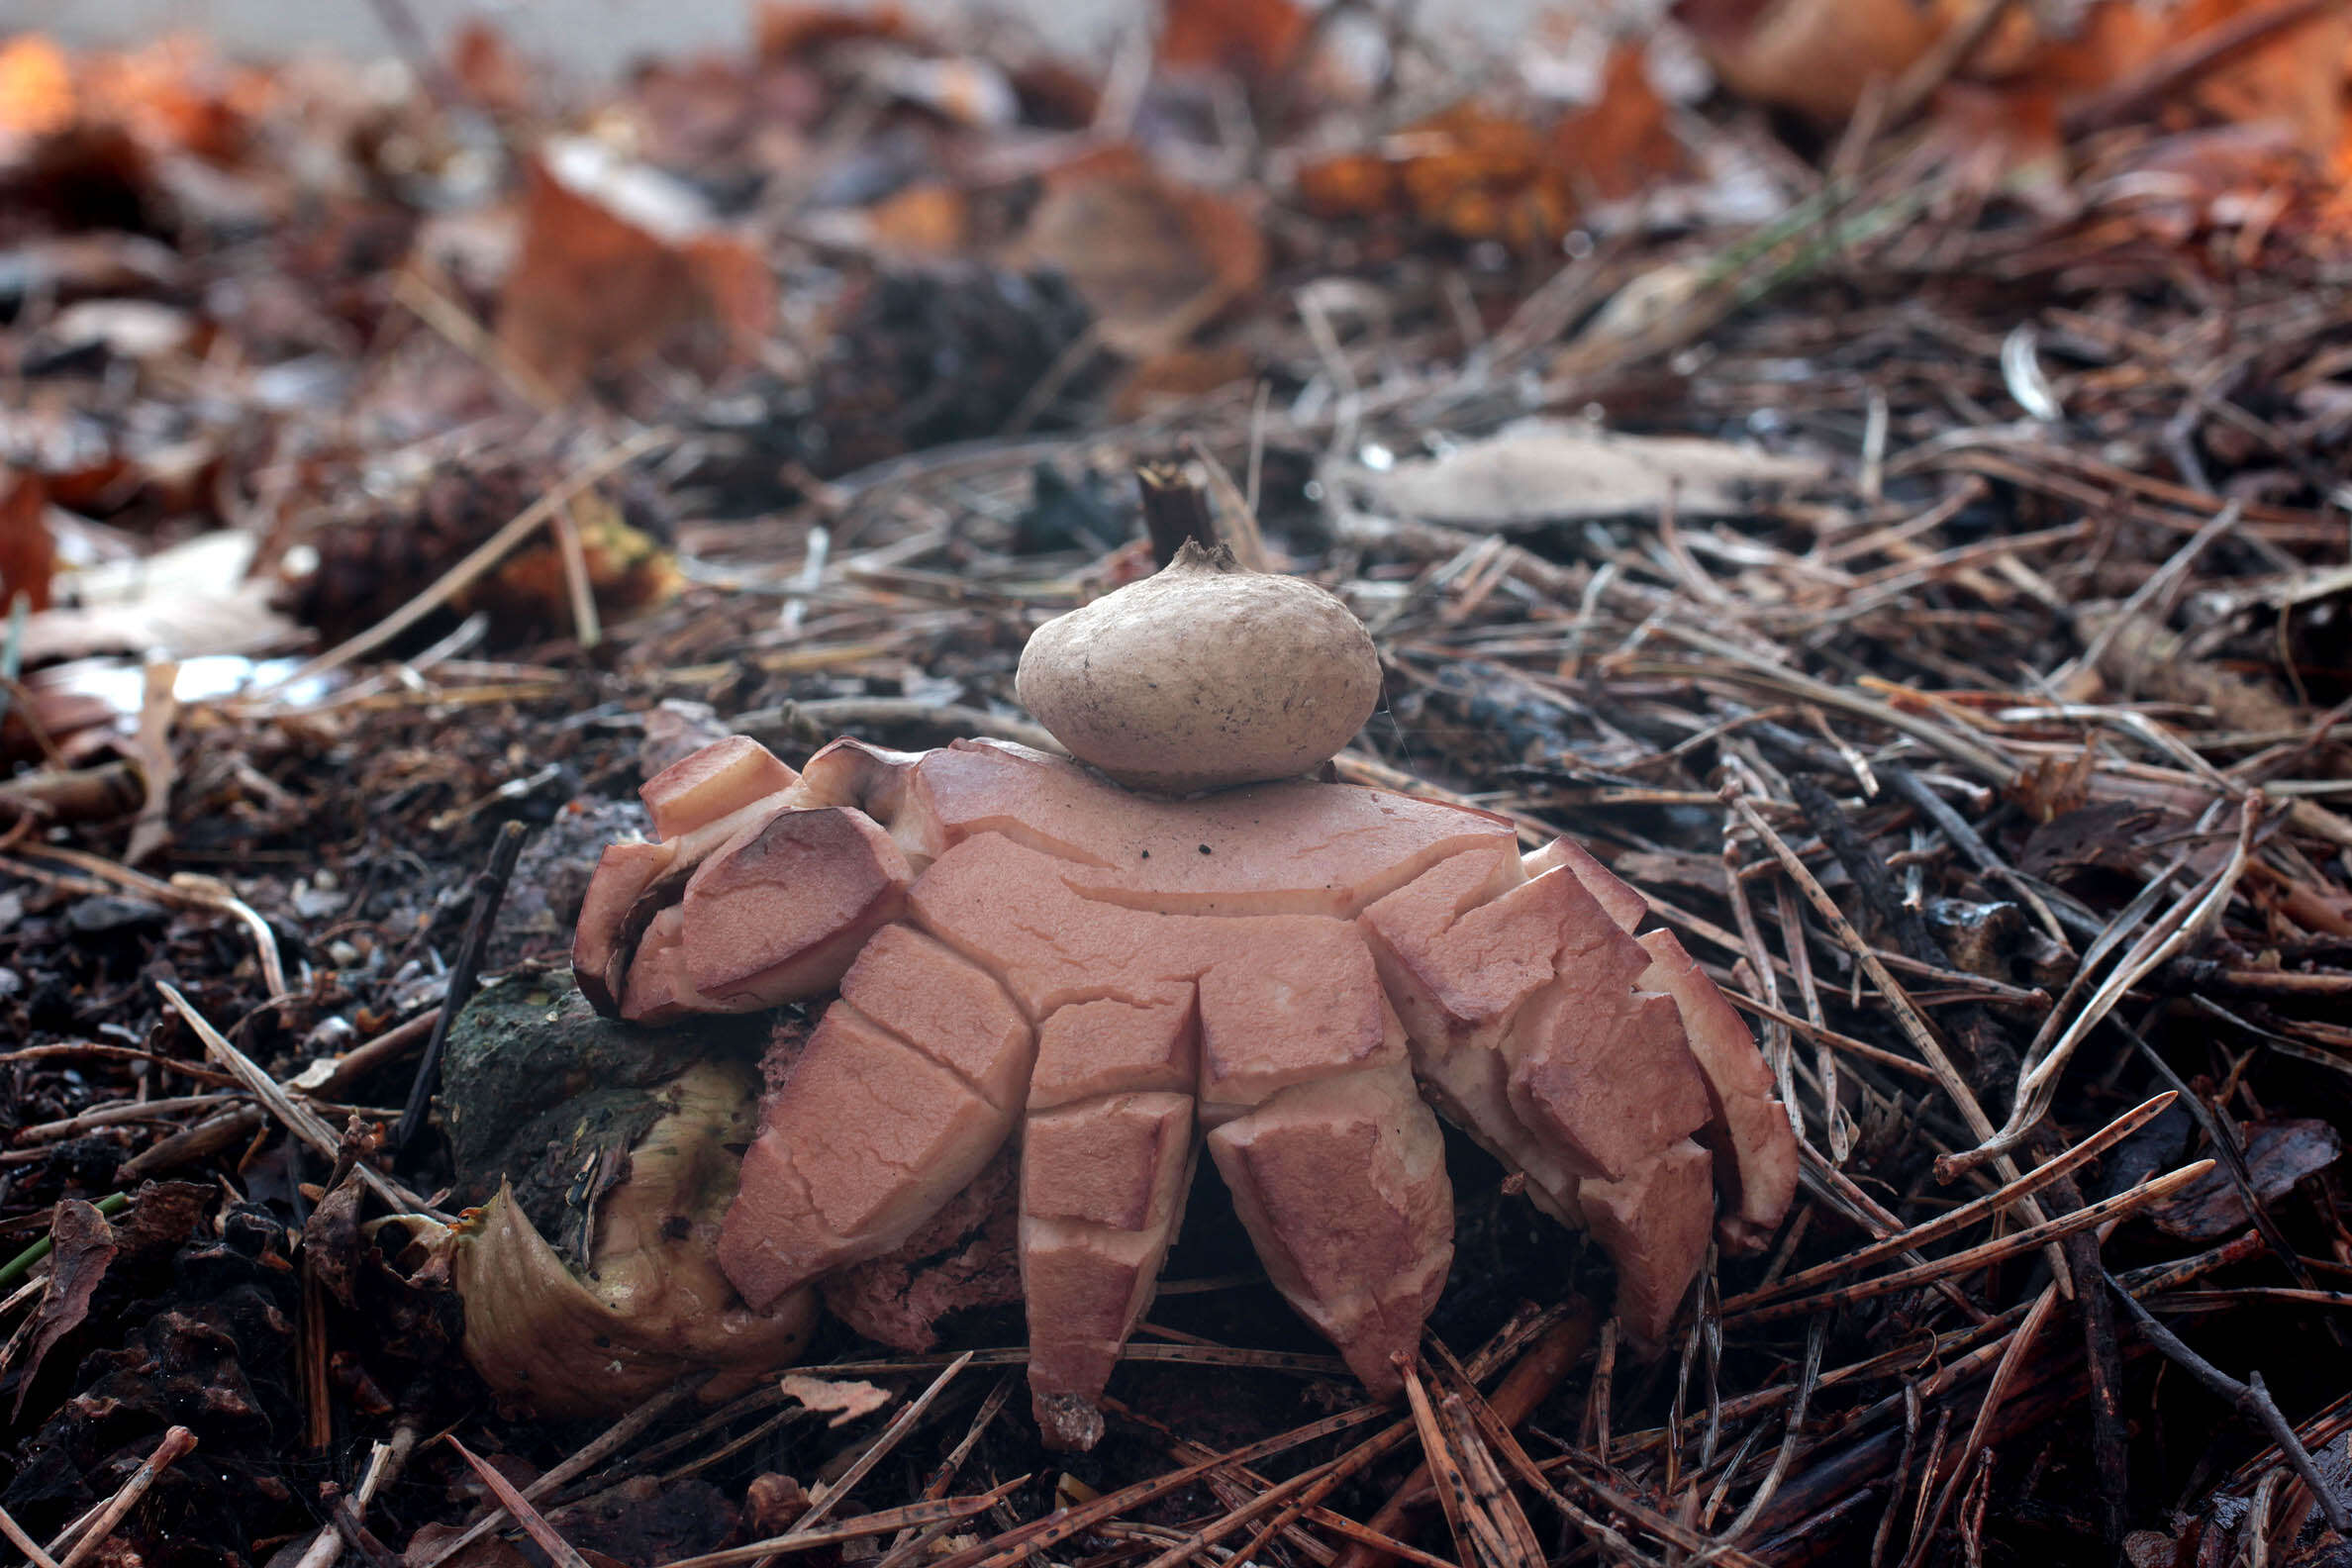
[1676,0,1947,123]
[2006,0,2352,159]
[1158,0,1313,83]
[1948,0,2073,79]
[1687,0,2352,155]
[1552,47,1688,202]
[0,35,75,142]
[1396,104,1555,210]
[0,36,267,165]
[499,156,698,394]
[2173,0,2352,157]
[1299,101,1582,249]
[1174,183,1269,300]
[1296,148,1399,222]
[80,36,254,163]
[683,233,779,348]
[1383,102,1581,248]
[450,22,535,118]
[862,183,968,255]
[2008,0,2171,100]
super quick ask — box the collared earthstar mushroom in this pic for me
[549,545,1798,1448]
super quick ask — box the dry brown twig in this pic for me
[415,1382,705,1568]
[447,1436,597,1568]
[45,1426,197,1568]
[155,983,441,1218]
[2105,1275,2351,1535]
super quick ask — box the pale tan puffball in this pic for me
[1016,541,1383,793]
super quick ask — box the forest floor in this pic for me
[6,3,2352,1566]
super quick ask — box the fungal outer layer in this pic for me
[573,735,1800,1449]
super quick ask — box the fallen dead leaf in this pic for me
[2,672,118,763]
[450,22,535,119]
[1999,749,2095,826]
[1339,417,1825,528]
[1682,0,2352,155]
[2076,604,2304,733]
[2148,1118,2342,1241]
[2107,123,2315,249]
[80,35,260,164]
[2017,0,2172,101]
[2016,799,2162,873]
[300,1167,371,1312]
[13,1199,120,1420]
[112,1180,212,1258]
[681,232,777,355]
[1014,149,1265,356]
[1294,147,1398,227]
[449,1436,607,1568]
[851,182,969,256]
[1008,58,1100,128]
[1158,0,1314,84]
[0,469,56,612]
[1552,47,1688,203]
[496,140,774,396]
[1676,0,1948,123]
[0,34,76,144]
[1396,103,1573,250]
[622,53,824,174]
[1298,102,1576,249]
[2174,0,2352,157]
[777,1372,895,1426]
